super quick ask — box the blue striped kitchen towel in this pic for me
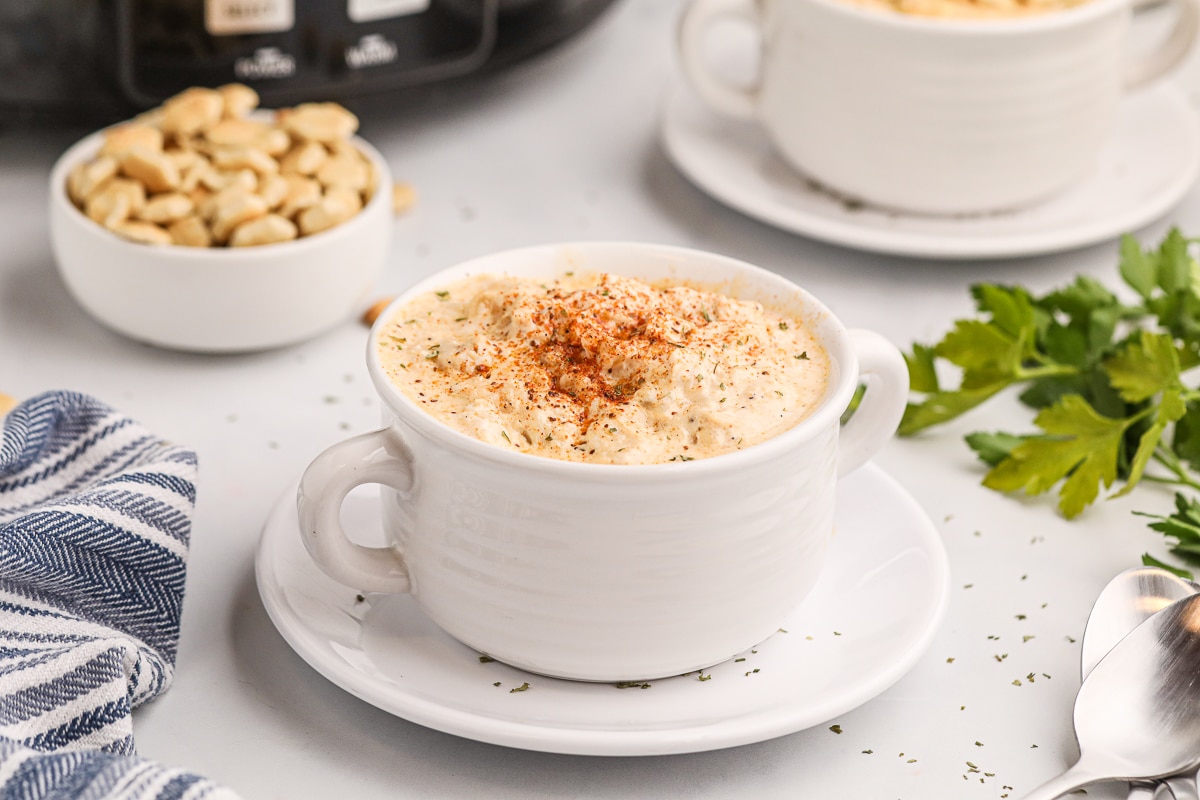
[0,391,236,800]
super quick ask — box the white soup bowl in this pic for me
[296,242,909,681]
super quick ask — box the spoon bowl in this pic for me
[1080,567,1200,800]
[1022,591,1200,800]
[1082,566,1200,680]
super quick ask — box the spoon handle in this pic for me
[1019,763,1107,800]
[1125,780,1161,800]
[1165,773,1200,800]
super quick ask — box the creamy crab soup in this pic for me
[376,273,830,465]
[845,0,1090,19]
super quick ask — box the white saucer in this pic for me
[660,83,1200,260]
[255,463,950,756]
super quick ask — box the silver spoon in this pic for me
[1020,591,1200,800]
[1080,567,1200,800]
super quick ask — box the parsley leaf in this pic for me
[964,431,1027,467]
[1141,552,1194,580]
[1172,402,1200,471]
[1101,331,1189,495]
[905,343,939,394]
[981,395,1130,519]
[1138,494,1200,568]
[1104,331,1185,404]
[902,283,1079,435]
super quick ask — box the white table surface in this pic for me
[4,2,1200,797]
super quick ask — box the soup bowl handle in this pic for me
[837,329,909,477]
[677,0,761,120]
[297,428,415,593]
[1124,0,1200,89]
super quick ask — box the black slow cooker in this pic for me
[0,0,620,123]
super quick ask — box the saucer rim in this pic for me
[254,462,951,756]
[660,82,1200,261]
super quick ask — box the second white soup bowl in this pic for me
[678,0,1200,214]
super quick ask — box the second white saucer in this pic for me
[660,83,1200,260]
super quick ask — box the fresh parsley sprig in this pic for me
[901,229,1200,574]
